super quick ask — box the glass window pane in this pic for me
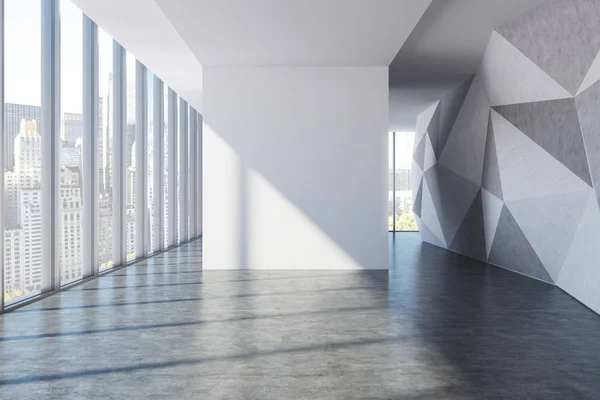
[60,0,84,286]
[126,53,136,262]
[388,132,394,232]
[188,107,192,237]
[98,29,114,270]
[147,72,155,254]
[395,132,418,232]
[176,99,181,243]
[4,0,42,304]
[163,85,169,247]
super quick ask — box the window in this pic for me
[163,85,169,246]
[176,98,181,243]
[126,52,136,262]
[389,132,418,232]
[0,1,200,310]
[4,0,43,304]
[59,0,84,286]
[147,72,155,254]
[98,28,114,270]
[388,133,394,231]
[188,106,192,237]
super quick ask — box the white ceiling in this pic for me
[389,0,549,131]
[70,0,205,112]
[71,0,433,114]
[70,0,550,131]
[154,0,432,67]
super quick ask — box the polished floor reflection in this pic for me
[1,235,600,399]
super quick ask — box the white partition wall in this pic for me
[202,67,389,270]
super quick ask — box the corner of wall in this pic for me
[411,0,600,315]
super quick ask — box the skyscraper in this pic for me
[98,97,105,193]
[4,103,41,170]
[62,112,83,144]
[3,120,43,298]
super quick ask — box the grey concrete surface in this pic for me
[1,235,599,399]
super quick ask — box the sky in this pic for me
[389,132,415,170]
[6,0,153,124]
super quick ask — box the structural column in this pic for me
[167,89,178,247]
[179,99,188,242]
[153,76,164,251]
[41,0,60,291]
[82,17,99,277]
[112,42,126,266]
[135,61,147,257]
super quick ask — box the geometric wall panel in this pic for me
[449,190,487,261]
[482,116,503,200]
[493,98,592,185]
[421,179,447,247]
[411,160,423,203]
[557,193,600,314]
[416,216,446,249]
[413,134,426,171]
[491,110,590,202]
[497,0,600,95]
[424,163,480,245]
[438,75,490,186]
[575,79,600,206]
[414,0,600,315]
[506,189,590,281]
[413,179,423,218]
[423,134,437,172]
[481,188,503,258]
[480,31,572,106]
[488,206,553,283]
[415,100,440,146]
[577,49,600,95]
[435,77,474,158]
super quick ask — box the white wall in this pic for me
[202,67,388,270]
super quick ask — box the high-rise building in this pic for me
[62,112,83,144]
[62,143,81,169]
[98,96,105,194]
[60,167,83,283]
[3,120,43,298]
[101,72,113,196]
[4,103,41,170]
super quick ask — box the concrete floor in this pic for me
[1,234,599,399]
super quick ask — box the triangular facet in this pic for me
[415,100,440,146]
[424,163,479,245]
[488,206,553,283]
[497,0,600,95]
[491,110,590,201]
[413,135,426,170]
[505,189,590,281]
[575,79,600,207]
[557,193,600,314]
[482,114,503,199]
[480,31,572,106]
[413,179,423,218]
[577,48,600,95]
[449,190,486,261]
[423,133,436,172]
[421,179,447,247]
[411,160,423,201]
[494,99,592,186]
[435,76,474,158]
[438,74,489,186]
[481,189,503,258]
[416,216,445,249]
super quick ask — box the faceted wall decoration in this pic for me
[413,0,600,314]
